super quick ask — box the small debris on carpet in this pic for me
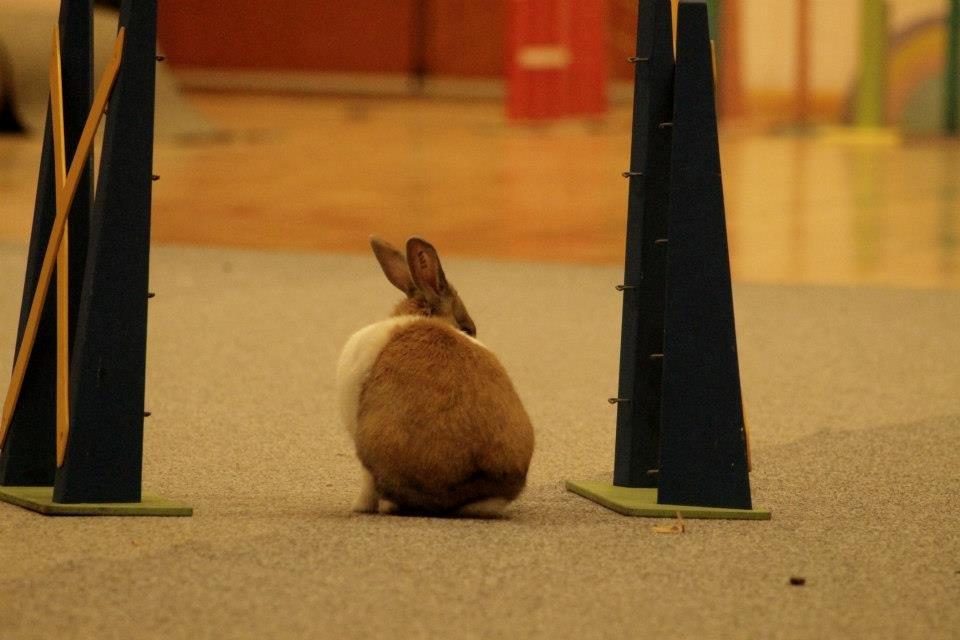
[651,511,685,534]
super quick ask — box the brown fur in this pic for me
[355,319,534,513]
[355,236,534,514]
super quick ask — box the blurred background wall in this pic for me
[1,0,958,286]
[153,0,960,130]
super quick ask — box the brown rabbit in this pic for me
[336,236,534,516]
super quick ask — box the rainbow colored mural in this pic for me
[848,13,960,134]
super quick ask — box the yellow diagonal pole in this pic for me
[0,27,125,450]
[49,28,71,467]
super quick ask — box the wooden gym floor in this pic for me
[1,92,958,289]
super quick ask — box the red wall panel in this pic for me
[157,1,415,73]
[506,0,607,119]
[157,0,617,92]
[423,0,507,77]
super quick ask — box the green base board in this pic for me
[566,480,770,520]
[0,486,192,517]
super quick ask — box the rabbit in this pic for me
[336,236,534,517]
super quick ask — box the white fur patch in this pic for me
[335,316,418,437]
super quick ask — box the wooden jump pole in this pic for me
[1,0,191,516]
[49,29,71,467]
[0,30,124,450]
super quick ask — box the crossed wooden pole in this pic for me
[0,26,125,465]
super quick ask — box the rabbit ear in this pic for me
[406,237,448,303]
[371,236,414,294]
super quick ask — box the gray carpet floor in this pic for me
[0,243,958,639]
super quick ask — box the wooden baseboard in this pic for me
[172,69,647,105]
[173,69,505,99]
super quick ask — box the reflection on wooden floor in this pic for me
[1,93,958,289]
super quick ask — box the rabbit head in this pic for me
[370,236,476,338]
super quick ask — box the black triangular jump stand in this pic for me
[0,0,189,516]
[567,0,768,520]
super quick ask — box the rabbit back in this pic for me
[349,317,534,513]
